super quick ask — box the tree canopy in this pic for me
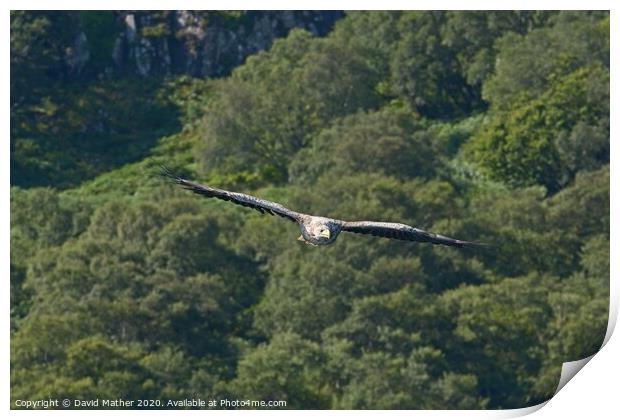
[11,11,609,409]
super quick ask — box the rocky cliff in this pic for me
[69,11,343,79]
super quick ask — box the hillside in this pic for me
[10,11,610,409]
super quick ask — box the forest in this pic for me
[10,11,609,409]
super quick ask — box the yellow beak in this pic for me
[319,230,331,239]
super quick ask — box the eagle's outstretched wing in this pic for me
[341,221,482,248]
[161,167,302,223]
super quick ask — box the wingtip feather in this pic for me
[158,164,183,185]
[459,240,492,249]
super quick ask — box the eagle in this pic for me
[161,167,482,248]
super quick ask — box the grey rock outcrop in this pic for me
[110,11,343,77]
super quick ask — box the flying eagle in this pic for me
[161,167,481,248]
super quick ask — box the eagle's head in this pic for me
[298,218,341,246]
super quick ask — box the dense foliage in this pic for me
[11,11,609,409]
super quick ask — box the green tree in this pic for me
[483,12,609,109]
[442,11,556,88]
[468,65,608,191]
[225,333,330,408]
[289,108,440,184]
[197,28,382,182]
[390,11,480,118]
